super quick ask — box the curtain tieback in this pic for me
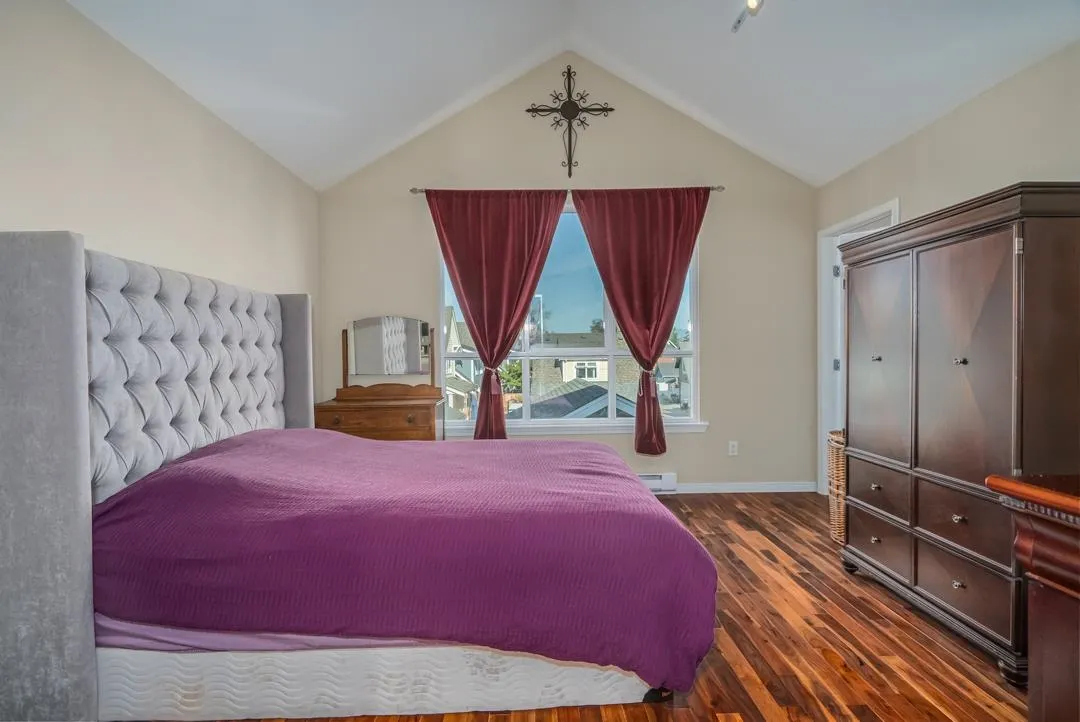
[637,366,659,397]
[484,366,502,395]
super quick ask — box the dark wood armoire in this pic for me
[838,182,1080,687]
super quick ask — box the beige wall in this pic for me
[320,53,817,485]
[0,0,318,296]
[819,40,1080,229]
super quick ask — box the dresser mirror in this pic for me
[346,316,431,376]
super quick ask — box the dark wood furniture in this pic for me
[839,182,1080,687]
[987,474,1080,722]
[315,383,445,441]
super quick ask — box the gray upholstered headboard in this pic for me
[0,231,315,721]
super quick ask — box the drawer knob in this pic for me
[870,536,882,544]
[332,415,341,426]
[406,413,415,424]
[870,354,882,362]
[953,357,969,366]
[870,483,882,491]
[952,580,966,590]
[951,514,967,524]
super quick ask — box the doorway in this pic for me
[816,199,900,494]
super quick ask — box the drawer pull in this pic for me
[952,357,969,366]
[952,580,966,590]
[870,354,883,362]
[332,415,341,426]
[951,514,967,524]
[870,536,882,544]
[406,413,415,424]
[870,483,882,491]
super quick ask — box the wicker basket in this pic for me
[826,429,847,544]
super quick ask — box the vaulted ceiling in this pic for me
[69,0,1080,190]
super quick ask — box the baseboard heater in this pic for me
[638,472,677,494]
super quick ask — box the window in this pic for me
[575,361,598,380]
[441,209,698,432]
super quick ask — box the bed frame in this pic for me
[0,231,650,721]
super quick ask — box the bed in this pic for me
[0,231,717,722]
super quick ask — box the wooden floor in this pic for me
[252,493,1027,722]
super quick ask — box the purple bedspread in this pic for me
[92,429,717,691]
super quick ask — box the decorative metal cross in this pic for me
[526,65,614,178]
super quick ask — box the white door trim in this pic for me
[816,199,900,495]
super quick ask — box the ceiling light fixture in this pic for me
[732,0,765,33]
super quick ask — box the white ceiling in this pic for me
[69,0,1080,189]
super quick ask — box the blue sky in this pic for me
[444,213,691,342]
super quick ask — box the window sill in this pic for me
[444,420,709,438]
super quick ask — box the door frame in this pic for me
[816,199,901,494]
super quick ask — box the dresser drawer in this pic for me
[848,456,911,522]
[316,406,433,433]
[916,539,1015,644]
[915,479,1014,567]
[848,505,911,582]
[359,427,435,441]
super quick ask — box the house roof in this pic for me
[455,322,475,353]
[541,331,604,348]
[444,375,478,395]
[531,378,634,419]
[68,1,1080,189]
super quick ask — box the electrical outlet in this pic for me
[728,440,739,456]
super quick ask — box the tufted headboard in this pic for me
[0,231,314,721]
[85,250,299,501]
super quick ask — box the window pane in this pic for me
[616,272,692,352]
[501,358,524,419]
[443,267,521,353]
[659,356,693,418]
[612,359,640,419]
[530,214,606,349]
[444,357,523,421]
[444,357,482,421]
[530,358,609,419]
[615,357,693,419]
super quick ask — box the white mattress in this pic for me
[97,645,650,720]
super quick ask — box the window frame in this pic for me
[437,207,706,436]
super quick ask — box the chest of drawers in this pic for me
[315,383,444,441]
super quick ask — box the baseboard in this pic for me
[674,481,817,494]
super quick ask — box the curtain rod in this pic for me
[409,185,725,195]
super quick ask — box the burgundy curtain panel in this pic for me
[426,189,567,440]
[572,187,711,455]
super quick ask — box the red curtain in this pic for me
[426,189,567,439]
[572,187,711,455]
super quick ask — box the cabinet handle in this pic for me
[951,514,967,524]
[406,413,415,424]
[953,357,968,366]
[870,536,882,544]
[952,580,966,590]
[870,355,883,362]
[332,415,341,426]
[870,483,882,491]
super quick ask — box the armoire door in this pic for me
[916,226,1015,485]
[847,255,912,464]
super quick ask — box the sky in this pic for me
[444,213,692,344]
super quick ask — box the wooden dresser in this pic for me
[315,384,445,441]
[987,474,1080,722]
[839,182,1080,686]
